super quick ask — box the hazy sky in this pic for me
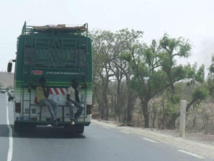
[0,0,214,73]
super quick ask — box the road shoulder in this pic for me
[92,119,214,159]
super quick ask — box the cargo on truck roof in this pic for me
[22,22,88,35]
[33,24,87,31]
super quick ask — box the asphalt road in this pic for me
[0,93,212,161]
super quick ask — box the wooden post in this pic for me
[179,100,186,137]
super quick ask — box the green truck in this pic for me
[7,22,93,133]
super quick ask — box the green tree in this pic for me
[90,30,115,119]
[111,29,143,123]
[91,29,139,122]
[167,64,208,128]
[121,33,168,127]
[207,56,214,96]
[158,34,204,128]
[159,34,191,93]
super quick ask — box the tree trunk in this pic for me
[152,113,156,128]
[192,116,197,129]
[167,99,197,129]
[102,77,109,120]
[167,72,175,93]
[101,87,109,120]
[142,101,149,128]
[103,95,109,120]
[167,113,179,129]
[126,88,133,123]
[117,80,121,122]
[99,101,105,120]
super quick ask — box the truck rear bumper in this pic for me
[15,117,91,126]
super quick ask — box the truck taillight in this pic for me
[86,104,93,114]
[15,103,21,113]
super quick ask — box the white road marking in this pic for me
[6,95,13,161]
[178,150,204,159]
[120,131,130,134]
[142,137,158,143]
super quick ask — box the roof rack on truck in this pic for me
[21,22,88,36]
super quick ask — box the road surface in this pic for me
[0,93,212,161]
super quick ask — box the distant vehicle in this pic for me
[0,87,6,94]
[7,22,93,133]
[8,89,14,101]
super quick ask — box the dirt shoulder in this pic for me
[92,119,214,159]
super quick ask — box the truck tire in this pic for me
[64,124,84,134]
[75,125,84,134]
[14,121,22,132]
[14,122,36,133]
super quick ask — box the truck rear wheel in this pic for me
[14,121,36,133]
[14,121,20,132]
[64,125,84,134]
[76,125,84,134]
